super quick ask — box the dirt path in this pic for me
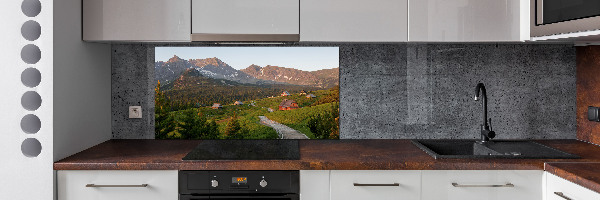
[258,116,308,139]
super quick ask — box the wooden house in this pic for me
[281,91,291,96]
[212,103,222,109]
[306,94,316,98]
[278,99,299,110]
[234,101,243,105]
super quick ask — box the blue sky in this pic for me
[155,47,339,71]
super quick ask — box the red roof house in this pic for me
[278,99,299,110]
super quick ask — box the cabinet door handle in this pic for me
[86,184,149,188]
[353,183,400,186]
[554,192,573,200]
[451,183,514,188]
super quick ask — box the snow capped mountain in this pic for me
[155,56,261,85]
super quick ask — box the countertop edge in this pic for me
[545,162,600,194]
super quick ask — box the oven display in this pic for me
[232,177,247,184]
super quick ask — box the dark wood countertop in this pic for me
[54,139,600,171]
[545,162,600,194]
[54,139,600,195]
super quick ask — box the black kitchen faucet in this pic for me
[474,83,495,143]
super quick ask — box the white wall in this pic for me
[0,0,110,199]
[53,0,111,162]
[0,0,54,199]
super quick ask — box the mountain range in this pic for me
[241,65,339,88]
[161,68,320,107]
[155,55,339,88]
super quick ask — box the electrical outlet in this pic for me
[129,106,142,119]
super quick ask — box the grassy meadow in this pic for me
[155,86,339,139]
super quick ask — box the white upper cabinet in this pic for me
[83,0,191,42]
[300,0,408,42]
[409,0,530,42]
[191,0,299,41]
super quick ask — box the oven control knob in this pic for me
[259,179,268,187]
[211,180,219,188]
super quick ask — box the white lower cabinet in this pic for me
[545,172,600,200]
[422,170,543,200]
[330,170,421,200]
[57,170,178,200]
[300,170,330,200]
[57,169,600,200]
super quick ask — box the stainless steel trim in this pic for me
[554,192,573,200]
[85,184,149,188]
[451,183,514,188]
[536,0,543,25]
[191,34,299,42]
[353,183,400,187]
[214,42,289,45]
[530,0,600,37]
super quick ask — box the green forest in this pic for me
[155,79,340,140]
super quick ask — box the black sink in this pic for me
[412,140,579,159]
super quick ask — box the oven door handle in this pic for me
[210,196,296,199]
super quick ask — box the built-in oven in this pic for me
[179,171,299,200]
[532,0,600,37]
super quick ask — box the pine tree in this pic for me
[179,109,202,139]
[155,81,175,139]
[307,102,339,139]
[224,114,246,139]
[205,120,219,139]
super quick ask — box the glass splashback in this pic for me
[154,47,339,140]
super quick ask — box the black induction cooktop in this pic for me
[182,140,300,160]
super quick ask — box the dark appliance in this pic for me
[532,0,600,37]
[536,0,600,25]
[179,171,299,200]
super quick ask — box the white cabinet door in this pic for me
[83,0,191,41]
[300,0,408,42]
[422,170,542,200]
[192,0,299,35]
[300,170,330,200]
[409,0,529,42]
[330,170,420,200]
[545,172,600,200]
[57,170,178,200]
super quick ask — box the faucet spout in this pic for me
[474,83,488,129]
[474,83,495,142]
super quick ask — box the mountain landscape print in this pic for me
[154,47,340,140]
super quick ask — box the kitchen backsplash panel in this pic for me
[112,43,576,139]
[576,46,600,145]
[112,44,155,139]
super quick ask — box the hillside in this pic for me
[241,65,339,88]
[161,68,321,107]
[159,86,339,139]
[155,55,340,140]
